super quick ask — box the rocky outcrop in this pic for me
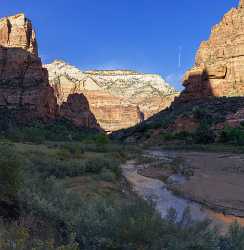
[0,13,38,55]
[179,0,244,102]
[0,13,58,121]
[45,60,178,131]
[60,93,100,130]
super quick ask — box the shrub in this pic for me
[0,144,23,203]
[61,143,85,157]
[219,222,244,250]
[3,120,101,143]
[219,127,244,145]
[160,131,192,142]
[175,131,192,140]
[193,123,215,144]
[192,107,214,125]
[0,221,79,250]
[85,157,121,177]
[26,153,121,179]
[161,132,176,141]
[94,134,110,145]
[17,150,241,250]
[99,169,116,182]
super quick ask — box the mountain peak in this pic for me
[45,60,179,131]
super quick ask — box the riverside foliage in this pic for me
[0,131,243,249]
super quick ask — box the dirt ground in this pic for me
[140,150,244,217]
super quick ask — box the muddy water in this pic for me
[122,151,244,233]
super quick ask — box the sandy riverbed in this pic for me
[122,150,244,233]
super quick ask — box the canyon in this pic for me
[0,13,178,132]
[2,2,244,246]
[0,13,100,130]
[45,60,178,132]
[113,0,244,140]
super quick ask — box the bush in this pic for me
[18,173,163,249]
[94,134,110,145]
[0,221,79,250]
[3,129,244,249]
[61,143,85,157]
[26,153,121,179]
[175,131,192,140]
[161,132,176,141]
[160,131,192,142]
[219,127,244,145]
[0,144,23,203]
[55,143,85,161]
[8,126,46,144]
[193,123,215,144]
[16,149,244,249]
[4,120,101,143]
[219,222,244,250]
[99,169,116,182]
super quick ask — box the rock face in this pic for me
[60,93,100,129]
[0,13,57,121]
[45,60,178,131]
[180,0,244,102]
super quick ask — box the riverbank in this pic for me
[123,149,244,233]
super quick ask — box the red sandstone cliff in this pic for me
[179,0,244,102]
[0,13,57,121]
[45,60,178,132]
[0,13,100,130]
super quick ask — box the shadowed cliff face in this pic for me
[177,70,218,102]
[177,1,244,103]
[0,45,58,122]
[0,46,100,130]
[0,13,58,122]
[111,0,244,141]
[0,13,101,131]
[60,93,101,130]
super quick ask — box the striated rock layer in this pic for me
[45,60,178,131]
[0,13,57,121]
[179,0,244,102]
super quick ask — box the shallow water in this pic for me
[122,150,244,233]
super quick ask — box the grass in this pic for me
[1,126,244,249]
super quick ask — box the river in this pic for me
[122,150,244,233]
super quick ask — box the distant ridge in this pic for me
[45,60,179,131]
